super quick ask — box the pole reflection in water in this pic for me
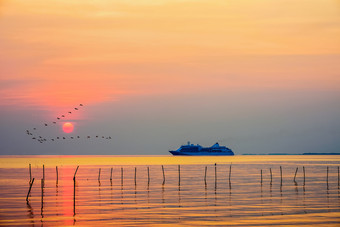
[26,202,34,225]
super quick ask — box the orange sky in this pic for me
[1,0,339,110]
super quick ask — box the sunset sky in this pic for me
[1,0,339,155]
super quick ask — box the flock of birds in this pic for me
[25,104,112,144]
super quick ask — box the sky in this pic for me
[0,0,339,155]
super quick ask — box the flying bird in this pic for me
[44,123,48,126]
[80,104,83,106]
[68,112,72,114]
[75,108,78,110]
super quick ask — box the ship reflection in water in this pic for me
[0,155,339,226]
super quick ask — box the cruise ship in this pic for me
[169,142,234,156]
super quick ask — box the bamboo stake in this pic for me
[270,168,272,185]
[280,166,282,185]
[293,167,298,182]
[178,165,181,186]
[303,166,305,186]
[56,166,58,184]
[110,167,113,181]
[41,178,44,217]
[214,163,217,182]
[204,166,207,185]
[229,163,232,185]
[134,167,137,186]
[147,166,150,185]
[326,166,329,188]
[26,178,35,203]
[43,164,45,181]
[73,166,79,181]
[338,166,340,188]
[261,169,263,184]
[98,168,101,182]
[162,165,165,185]
[121,167,123,185]
[29,164,32,183]
[73,176,76,216]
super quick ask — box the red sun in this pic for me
[63,122,74,133]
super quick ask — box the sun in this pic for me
[63,122,74,133]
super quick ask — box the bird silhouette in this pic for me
[75,108,78,110]
[57,117,60,120]
[53,122,56,124]
[44,123,48,126]
[68,111,72,114]
[80,104,83,106]
[61,115,65,117]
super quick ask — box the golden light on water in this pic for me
[0,155,339,226]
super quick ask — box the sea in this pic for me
[0,155,339,226]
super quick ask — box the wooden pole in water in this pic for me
[293,167,298,182]
[229,163,232,185]
[110,167,113,181]
[162,165,165,185]
[26,178,35,203]
[98,168,101,182]
[73,175,76,216]
[204,166,207,185]
[121,167,123,185]
[29,164,32,183]
[178,165,181,186]
[73,166,79,181]
[134,167,137,186]
[261,169,263,184]
[214,163,217,183]
[41,178,44,214]
[326,166,329,187]
[56,166,58,184]
[338,166,340,188]
[303,166,305,186]
[270,168,272,185]
[43,164,45,182]
[147,166,150,185]
[280,166,283,186]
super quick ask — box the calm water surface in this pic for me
[0,155,339,226]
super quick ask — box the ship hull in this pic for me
[169,150,234,156]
